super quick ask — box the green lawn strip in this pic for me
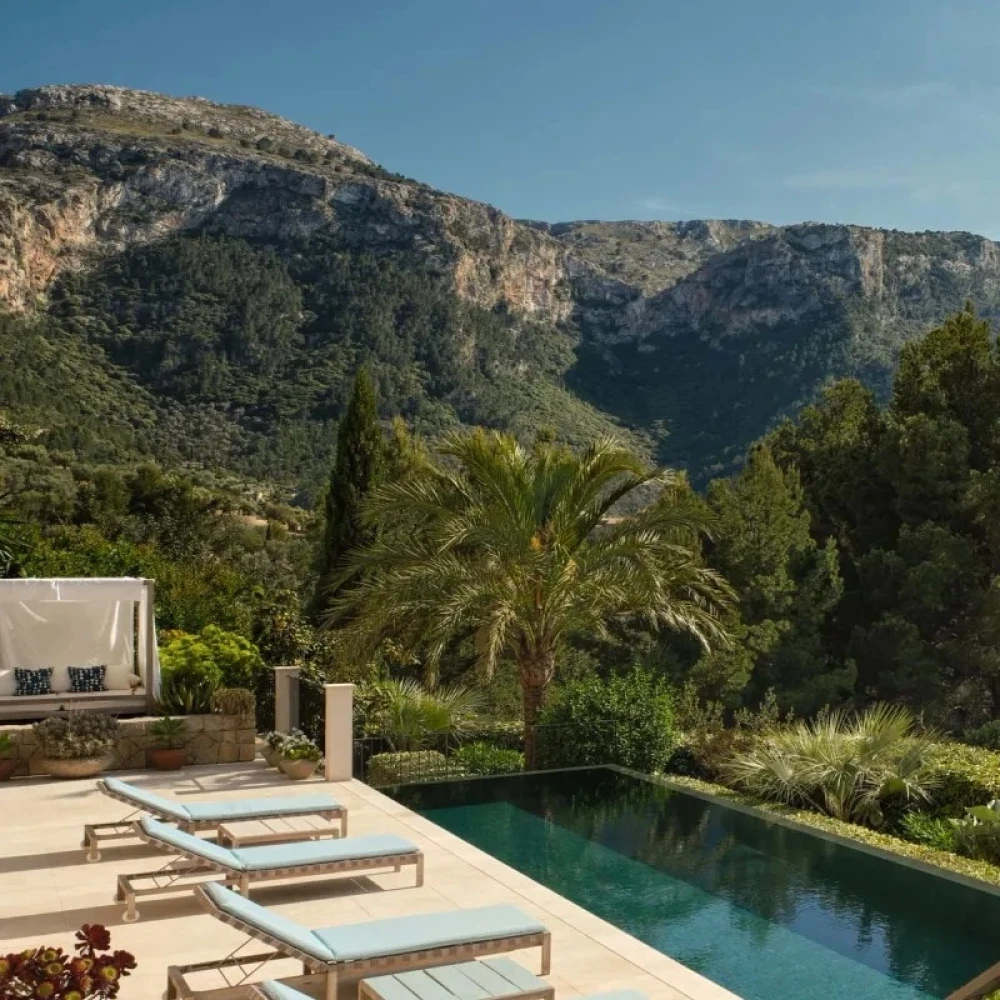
[660,773,1000,890]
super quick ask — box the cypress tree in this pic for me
[312,368,384,617]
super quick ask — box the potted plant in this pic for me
[277,731,322,780]
[33,712,120,779]
[260,731,287,767]
[0,733,16,781]
[147,716,187,770]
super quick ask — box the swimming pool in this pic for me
[388,767,1000,1000]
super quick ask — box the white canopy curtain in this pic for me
[0,578,159,698]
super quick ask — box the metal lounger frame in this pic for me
[166,887,552,1000]
[117,821,423,921]
[82,779,348,860]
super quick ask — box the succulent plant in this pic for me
[149,716,187,750]
[33,712,120,760]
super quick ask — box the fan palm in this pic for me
[723,703,941,826]
[370,678,484,751]
[324,430,735,766]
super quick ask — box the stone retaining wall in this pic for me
[0,713,256,776]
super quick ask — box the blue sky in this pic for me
[2,0,997,234]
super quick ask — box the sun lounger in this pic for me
[83,776,347,860]
[116,816,422,921]
[166,882,551,1000]
[252,978,645,1000]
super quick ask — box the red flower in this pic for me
[74,926,110,954]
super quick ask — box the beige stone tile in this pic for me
[0,765,741,1000]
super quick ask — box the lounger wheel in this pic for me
[122,908,139,923]
[86,849,101,862]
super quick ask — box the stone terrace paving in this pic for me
[0,763,741,1000]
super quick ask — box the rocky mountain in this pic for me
[3,83,1000,488]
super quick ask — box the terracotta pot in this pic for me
[278,757,319,780]
[261,746,281,767]
[37,755,113,779]
[0,758,17,781]
[148,747,187,771]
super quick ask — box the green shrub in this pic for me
[950,800,1000,864]
[900,811,958,853]
[535,669,677,773]
[452,742,525,776]
[924,742,1000,817]
[461,720,524,751]
[159,625,265,702]
[963,721,1000,751]
[209,687,255,718]
[366,750,465,787]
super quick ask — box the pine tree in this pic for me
[311,368,385,617]
[698,444,848,712]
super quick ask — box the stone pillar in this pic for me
[273,666,300,733]
[324,683,355,781]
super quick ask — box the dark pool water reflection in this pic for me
[388,767,1000,1000]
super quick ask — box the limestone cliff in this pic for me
[4,83,1000,482]
[0,85,571,320]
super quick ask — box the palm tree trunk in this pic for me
[519,649,555,770]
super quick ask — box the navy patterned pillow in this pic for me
[14,667,53,696]
[68,665,107,694]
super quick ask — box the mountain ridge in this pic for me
[2,83,1000,486]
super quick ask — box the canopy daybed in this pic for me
[0,577,159,720]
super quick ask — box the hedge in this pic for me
[926,742,1000,817]
[366,750,465,787]
[461,721,524,751]
[536,670,676,773]
[664,774,1000,889]
[451,742,525,776]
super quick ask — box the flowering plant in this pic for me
[279,730,322,762]
[263,730,289,751]
[0,924,136,998]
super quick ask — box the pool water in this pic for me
[389,767,1000,1000]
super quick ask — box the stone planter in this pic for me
[37,755,113,779]
[261,746,281,768]
[0,758,16,781]
[148,747,187,771]
[278,757,319,780]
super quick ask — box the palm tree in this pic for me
[324,430,735,766]
[723,703,941,827]
[369,678,484,752]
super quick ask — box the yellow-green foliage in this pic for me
[365,750,465,787]
[926,742,1000,817]
[665,774,1000,889]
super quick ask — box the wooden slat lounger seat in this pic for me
[252,978,646,1000]
[117,816,422,921]
[166,882,551,1000]
[83,777,347,860]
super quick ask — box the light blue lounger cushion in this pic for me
[141,818,416,874]
[313,903,547,962]
[233,833,417,871]
[140,817,243,868]
[254,983,309,1000]
[103,779,342,825]
[201,882,335,961]
[201,884,545,966]
[102,777,191,821]
[184,793,340,822]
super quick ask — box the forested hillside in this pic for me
[4,85,1000,491]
